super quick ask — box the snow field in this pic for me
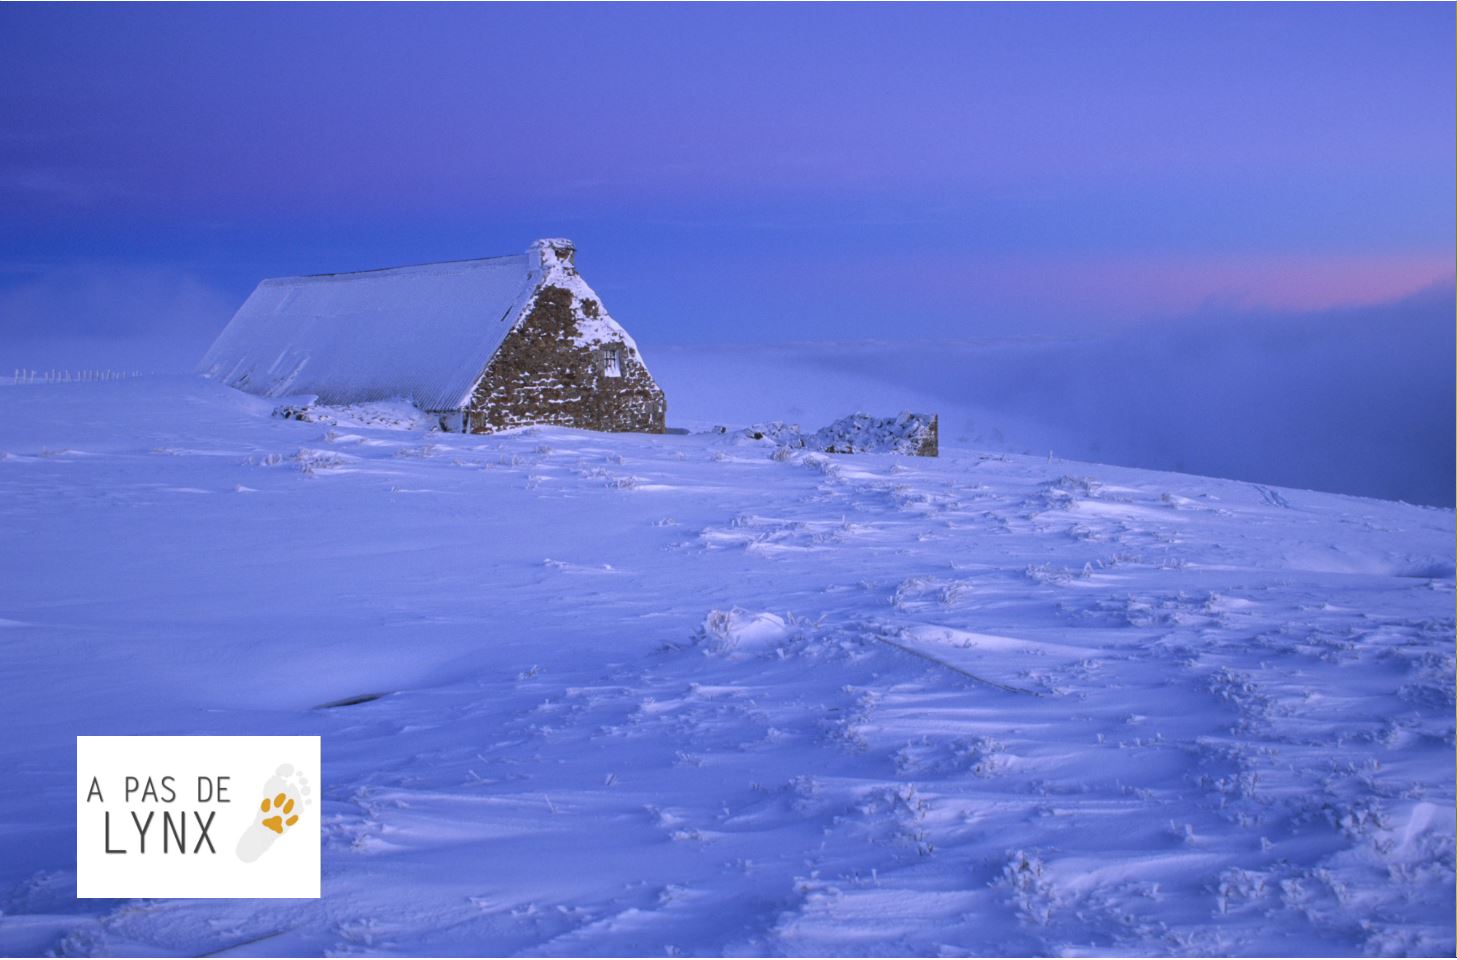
[0,377,1450,956]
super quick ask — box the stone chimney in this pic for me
[530,238,576,272]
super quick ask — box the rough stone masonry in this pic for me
[464,243,666,434]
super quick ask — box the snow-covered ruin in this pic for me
[737,411,939,457]
[198,239,666,434]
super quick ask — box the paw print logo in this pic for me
[260,792,299,834]
[236,763,312,863]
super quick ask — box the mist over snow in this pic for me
[3,267,1451,507]
[653,280,1457,508]
[0,266,232,373]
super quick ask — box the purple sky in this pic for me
[1,3,1452,345]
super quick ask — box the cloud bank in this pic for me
[655,282,1456,507]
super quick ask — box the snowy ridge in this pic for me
[0,376,1451,957]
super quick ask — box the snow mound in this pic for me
[696,609,792,659]
[272,398,436,431]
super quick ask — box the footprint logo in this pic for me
[236,763,312,863]
[261,792,299,834]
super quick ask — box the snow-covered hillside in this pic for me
[0,377,1452,957]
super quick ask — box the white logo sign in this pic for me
[76,736,321,899]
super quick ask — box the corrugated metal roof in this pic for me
[197,253,537,410]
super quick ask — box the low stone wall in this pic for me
[740,412,939,457]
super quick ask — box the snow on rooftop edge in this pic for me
[196,238,643,413]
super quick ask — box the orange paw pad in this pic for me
[258,792,301,834]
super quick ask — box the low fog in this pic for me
[0,267,232,373]
[2,268,1452,507]
[658,282,1457,508]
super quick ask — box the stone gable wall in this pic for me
[463,285,666,434]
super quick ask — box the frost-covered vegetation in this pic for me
[0,376,1451,957]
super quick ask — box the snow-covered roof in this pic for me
[198,246,544,410]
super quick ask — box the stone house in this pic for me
[198,239,666,434]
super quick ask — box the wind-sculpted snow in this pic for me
[0,376,1452,957]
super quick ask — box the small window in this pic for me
[603,346,621,377]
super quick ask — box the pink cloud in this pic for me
[853,250,1455,324]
